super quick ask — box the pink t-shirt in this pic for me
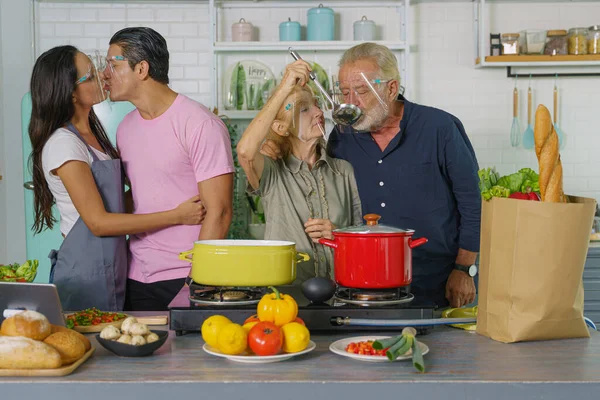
[117,94,234,283]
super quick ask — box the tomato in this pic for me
[293,317,305,326]
[345,341,387,356]
[244,314,260,325]
[247,322,283,356]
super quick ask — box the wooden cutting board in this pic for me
[66,314,168,333]
[0,347,95,377]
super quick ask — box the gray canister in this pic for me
[354,16,376,41]
[307,4,334,41]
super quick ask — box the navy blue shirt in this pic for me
[327,96,481,306]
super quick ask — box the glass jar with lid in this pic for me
[588,25,600,55]
[568,27,588,55]
[544,30,568,55]
[501,33,520,55]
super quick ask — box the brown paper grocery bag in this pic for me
[476,195,596,343]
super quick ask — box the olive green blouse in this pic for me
[249,149,362,284]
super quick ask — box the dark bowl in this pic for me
[95,330,168,357]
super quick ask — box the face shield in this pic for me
[94,50,128,103]
[287,91,326,144]
[339,71,396,132]
[75,51,109,107]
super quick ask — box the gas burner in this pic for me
[334,286,414,307]
[189,285,266,306]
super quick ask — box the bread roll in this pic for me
[43,332,86,365]
[51,324,92,352]
[131,335,147,346]
[120,317,137,334]
[0,336,62,369]
[129,323,149,336]
[146,332,160,344]
[534,105,566,203]
[0,310,51,341]
[100,325,121,341]
[117,334,132,344]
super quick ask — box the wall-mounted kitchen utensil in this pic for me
[232,18,253,42]
[307,3,334,41]
[553,76,565,149]
[279,18,301,41]
[289,47,362,126]
[353,16,376,41]
[522,75,535,150]
[510,78,521,147]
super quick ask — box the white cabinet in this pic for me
[208,0,411,119]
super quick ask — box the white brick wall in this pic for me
[35,1,600,203]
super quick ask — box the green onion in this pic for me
[412,338,426,373]
[386,335,411,361]
[373,335,403,350]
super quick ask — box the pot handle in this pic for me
[296,252,311,263]
[179,249,193,263]
[408,237,428,249]
[318,238,338,249]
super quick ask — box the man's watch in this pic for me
[454,263,478,277]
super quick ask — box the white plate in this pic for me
[203,340,316,364]
[329,336,429,363]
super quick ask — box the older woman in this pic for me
[237,60,362,284]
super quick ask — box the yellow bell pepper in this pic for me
[257,286,298,326]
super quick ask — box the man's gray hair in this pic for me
[339,42,401,87]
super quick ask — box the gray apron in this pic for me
[48,122,127,311]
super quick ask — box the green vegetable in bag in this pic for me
[225,62,240,110]
[236,63,246,111]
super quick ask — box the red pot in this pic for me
[318,214,427,289]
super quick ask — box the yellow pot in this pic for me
[179,240,310,286]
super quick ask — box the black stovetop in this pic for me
[168,284,437,336]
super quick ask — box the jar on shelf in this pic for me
[568,27,588,55]
[544,30,568,55]
[279,18,301,41]
[232,18,253,42]
[307,4,334,41]
[353,16,376,41]
[519,30,547,54]
[588,25,600,55]
[501,33,520,55]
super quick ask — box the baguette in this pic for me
[0,336,62,369]
[0,310,51,341]
[534,104,565,203]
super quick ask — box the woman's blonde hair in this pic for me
[267,84,321,158]
[339,42,401,89]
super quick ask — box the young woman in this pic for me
[237,60,362,283]
[29,45,203,311]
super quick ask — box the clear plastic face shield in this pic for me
[286,90,327,144]
[94,49,127,102]
[338,71,395,132]
[75,51,108,106]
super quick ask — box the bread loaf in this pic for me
[0,310,51,341]
[43,332,86,365]
[534,105,565,203]
[0,336,62,369]
[51,324,92,352]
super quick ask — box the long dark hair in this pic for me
[29,45,119,234]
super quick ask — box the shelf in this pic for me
[218,110,260,120]
[214,41,407,52]
[476,55,600,67]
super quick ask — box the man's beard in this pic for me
[351,103,389,132]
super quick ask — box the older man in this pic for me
[263,43,481,308]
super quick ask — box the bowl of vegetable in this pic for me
[0,260,38,282]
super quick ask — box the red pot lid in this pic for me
[333,214,414,235]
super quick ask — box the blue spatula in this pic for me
[522,76,535,150]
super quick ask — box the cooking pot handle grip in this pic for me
[296,252,311,263]
[318,238,338,249]
[408,237,428,249]
[179,249,193,263]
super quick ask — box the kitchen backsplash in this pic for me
[36,1,600,202]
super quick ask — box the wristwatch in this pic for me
[454,263,478,277]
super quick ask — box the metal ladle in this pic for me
[288,48,362,126]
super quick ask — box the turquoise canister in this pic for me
[279,18,301,41]
[307,4,334,41]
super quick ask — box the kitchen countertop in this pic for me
[1,312,600,399]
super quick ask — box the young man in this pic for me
[103,27,234,311]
